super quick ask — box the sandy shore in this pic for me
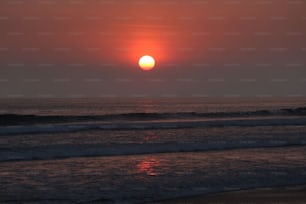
[154,185,306,204]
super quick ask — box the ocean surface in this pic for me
[1,98,306,203]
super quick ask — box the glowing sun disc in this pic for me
[139,55,155,71]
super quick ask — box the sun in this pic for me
[138,55,155,71]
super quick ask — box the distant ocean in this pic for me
[1,98,306,203]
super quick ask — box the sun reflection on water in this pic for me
[137,157,160,176]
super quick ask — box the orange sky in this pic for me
[0,0,305,97]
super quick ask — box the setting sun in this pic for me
[138,55,155,71]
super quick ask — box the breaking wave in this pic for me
[1,107,306,126]
[0,117,306,136]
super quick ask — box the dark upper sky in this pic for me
[0,0,305,98]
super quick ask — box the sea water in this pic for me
[1,98,306,203]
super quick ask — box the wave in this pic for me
[1,141,306,162]
[1,107,306,126]
[0,117,306,136]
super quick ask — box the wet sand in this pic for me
[156,185,306,204]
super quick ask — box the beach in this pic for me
[158,185,306,204]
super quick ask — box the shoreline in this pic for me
[154,185,306,204]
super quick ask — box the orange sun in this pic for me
[138,55,155,71]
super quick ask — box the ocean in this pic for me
[1,98,306,203]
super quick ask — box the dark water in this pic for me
[1,98,306,203]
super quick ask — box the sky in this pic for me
[0,0,305,98]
